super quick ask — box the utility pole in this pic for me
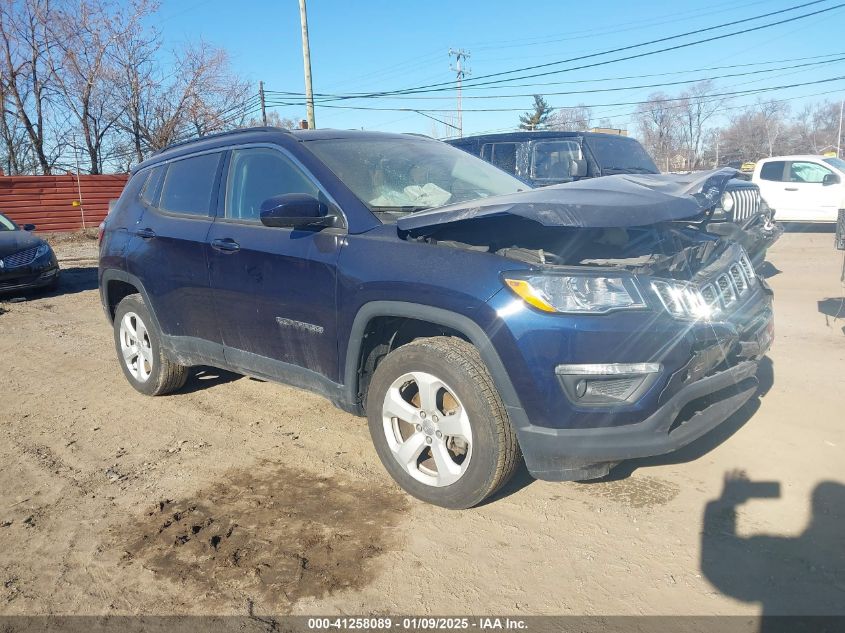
[298,0,315,129]
[259,81,267,126]
[715,129,720,167]
[73,136,86,230]
[449,48,470,138]
[837,98,843,158]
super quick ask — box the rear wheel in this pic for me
[113,293,188,396]
[366,336,521,509]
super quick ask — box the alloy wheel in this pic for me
[381,371,473,487]
[119,311,153,383]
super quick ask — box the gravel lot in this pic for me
[0,230,843,617]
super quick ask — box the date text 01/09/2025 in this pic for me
[306,617,528,630]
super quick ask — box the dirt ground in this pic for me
[0,230,843,617]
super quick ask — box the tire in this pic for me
[113,293,188,396]
[366,336,521,509]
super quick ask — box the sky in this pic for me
[155,0,845,138]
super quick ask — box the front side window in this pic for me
[225,148,320,221]
[789,161,834,184]
[158,153,222,215]
[304,137,527,218]
[759,161,786,181]
[530,140,583,180]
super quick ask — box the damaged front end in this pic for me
[398,168,774,359]
[398,169,774,480]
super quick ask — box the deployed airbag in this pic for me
[397,168,739,234]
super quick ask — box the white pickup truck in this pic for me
[752,155,845,222]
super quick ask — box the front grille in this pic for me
[651,250,757,320]
[0,246,38,269]
[727,187,760,223]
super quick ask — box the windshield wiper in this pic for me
[603,166,658,175]
[372,206,431,214]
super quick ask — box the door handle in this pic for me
[784,187,798,191]
[135,228,156,239]
[211,238,240,253]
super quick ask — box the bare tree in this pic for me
[635,92,681,171]
[112,0,159,164]
[756,100,790,158]
[547,104,592,131]
[245,110,297,129]
[0,0,66,173]
[792,100,841,154]
[135,41,251,154]
[677,81,725,169]
[46,0,146,173]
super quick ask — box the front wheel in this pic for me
[366,337,521,509]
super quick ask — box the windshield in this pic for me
[823,157,845,172]
[585,136,660,175]
[0,213,16,231]
[304,137,528,218]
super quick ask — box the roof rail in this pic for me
[154,126,292,155]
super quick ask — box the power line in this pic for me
[266,56,845,103]
[302,1,845,101]
[442,87,845,140]
[265,75,845,113]
[465,0,774,51]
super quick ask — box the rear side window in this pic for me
[759,161,786,181]
[481,142,518,175]
[225,148,321,222]
[159,153,222,215]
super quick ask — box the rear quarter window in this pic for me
[158,153,222,216]
[139,167,164,206]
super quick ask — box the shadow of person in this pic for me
[701,470,845,628]
[818,298,845,320]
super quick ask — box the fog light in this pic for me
[556,363,662,406]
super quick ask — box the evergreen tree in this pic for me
[519,95,554,131]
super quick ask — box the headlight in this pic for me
[720,191,734,212]
[34,242,51,259]
[503,274,646,314]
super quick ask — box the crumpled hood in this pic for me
[397,168,738,234]
[0,230,44,259]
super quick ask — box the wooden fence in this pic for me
[0,174,128,232]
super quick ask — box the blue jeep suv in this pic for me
[99,127,773,508]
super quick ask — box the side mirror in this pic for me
[259,193,333,229]
[569,159,587,178]
[823,173,840,186]
[23,224,36,231]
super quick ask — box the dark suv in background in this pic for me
[448,131,781,264]
[99,127,773,508]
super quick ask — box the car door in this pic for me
[755,160,790,218]
[782,160,841,221]
[125,151,225,359]
[206,145,344,383]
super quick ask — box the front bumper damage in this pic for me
[513,298,773,481]
[705,213,783,267]
[519,359,760,481]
